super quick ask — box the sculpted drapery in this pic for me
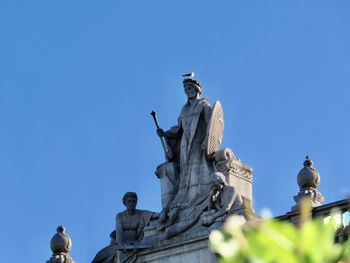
[168,97,213,209]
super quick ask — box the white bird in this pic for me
[182,72,195,79]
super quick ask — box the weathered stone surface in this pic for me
[297,156,320,189]
[136,235,218,263]
[214,148,253,201]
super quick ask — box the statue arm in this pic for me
[163,129,181,139]
[157,122,182,139]
[164,118,183,138]
[115,214,124,247]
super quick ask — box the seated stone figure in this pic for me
[201,172,243,227]
[92,192,158,263]
[116,192,157,247]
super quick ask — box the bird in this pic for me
[182,72,195,79]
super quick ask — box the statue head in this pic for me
[183,78,202,99]
[122,192,138,210]
[210,172,225,191]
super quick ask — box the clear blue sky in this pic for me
[1,1,349,262]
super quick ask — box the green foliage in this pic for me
[209,214,350,263]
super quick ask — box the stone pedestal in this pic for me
[227,162,253,201]
[136,234,218,263]
[133,155,253,263]
[291,157,324,212]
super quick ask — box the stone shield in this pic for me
[205,101,224,159]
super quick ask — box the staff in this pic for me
[151,111,169,161]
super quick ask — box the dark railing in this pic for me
[276,199,350,242]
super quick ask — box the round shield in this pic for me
[205,101,224,159]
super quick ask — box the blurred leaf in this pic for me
[211,214,350,263]
[245,220,299,263]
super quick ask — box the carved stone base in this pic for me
[138,208,254,263]
[291,188,324,211]
[47,253,75,263]
[214,148,253,202]
[136,234,218,263]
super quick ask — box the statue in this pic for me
[154,74,222,238]
[93,73,255,261]
[92,192,158,263]
[201,172,243,227]
[115,192,158,247]
[157,78,214,227]
[149,74,254,240]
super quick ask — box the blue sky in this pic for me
[1,1,350,262]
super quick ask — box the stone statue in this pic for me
[92,192,158,263]
[148,74,254,240]
[92,74,255,261]
[46,226,75,263]
[201,172,243,227]
[156,76,215,236]
[115,192,158,247]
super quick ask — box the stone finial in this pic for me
[46,226,75,263]
[292,156,324,211]
[50,226,71,254]
[297,155,320,190]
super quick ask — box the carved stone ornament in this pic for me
[46,226,75,263]
[205,101,224,159]
[215,148,253,183]
[297,156,320,190]
[291,156,324,211]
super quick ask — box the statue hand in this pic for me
[157,128,165,137]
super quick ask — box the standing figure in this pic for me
[157,76,214,233]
